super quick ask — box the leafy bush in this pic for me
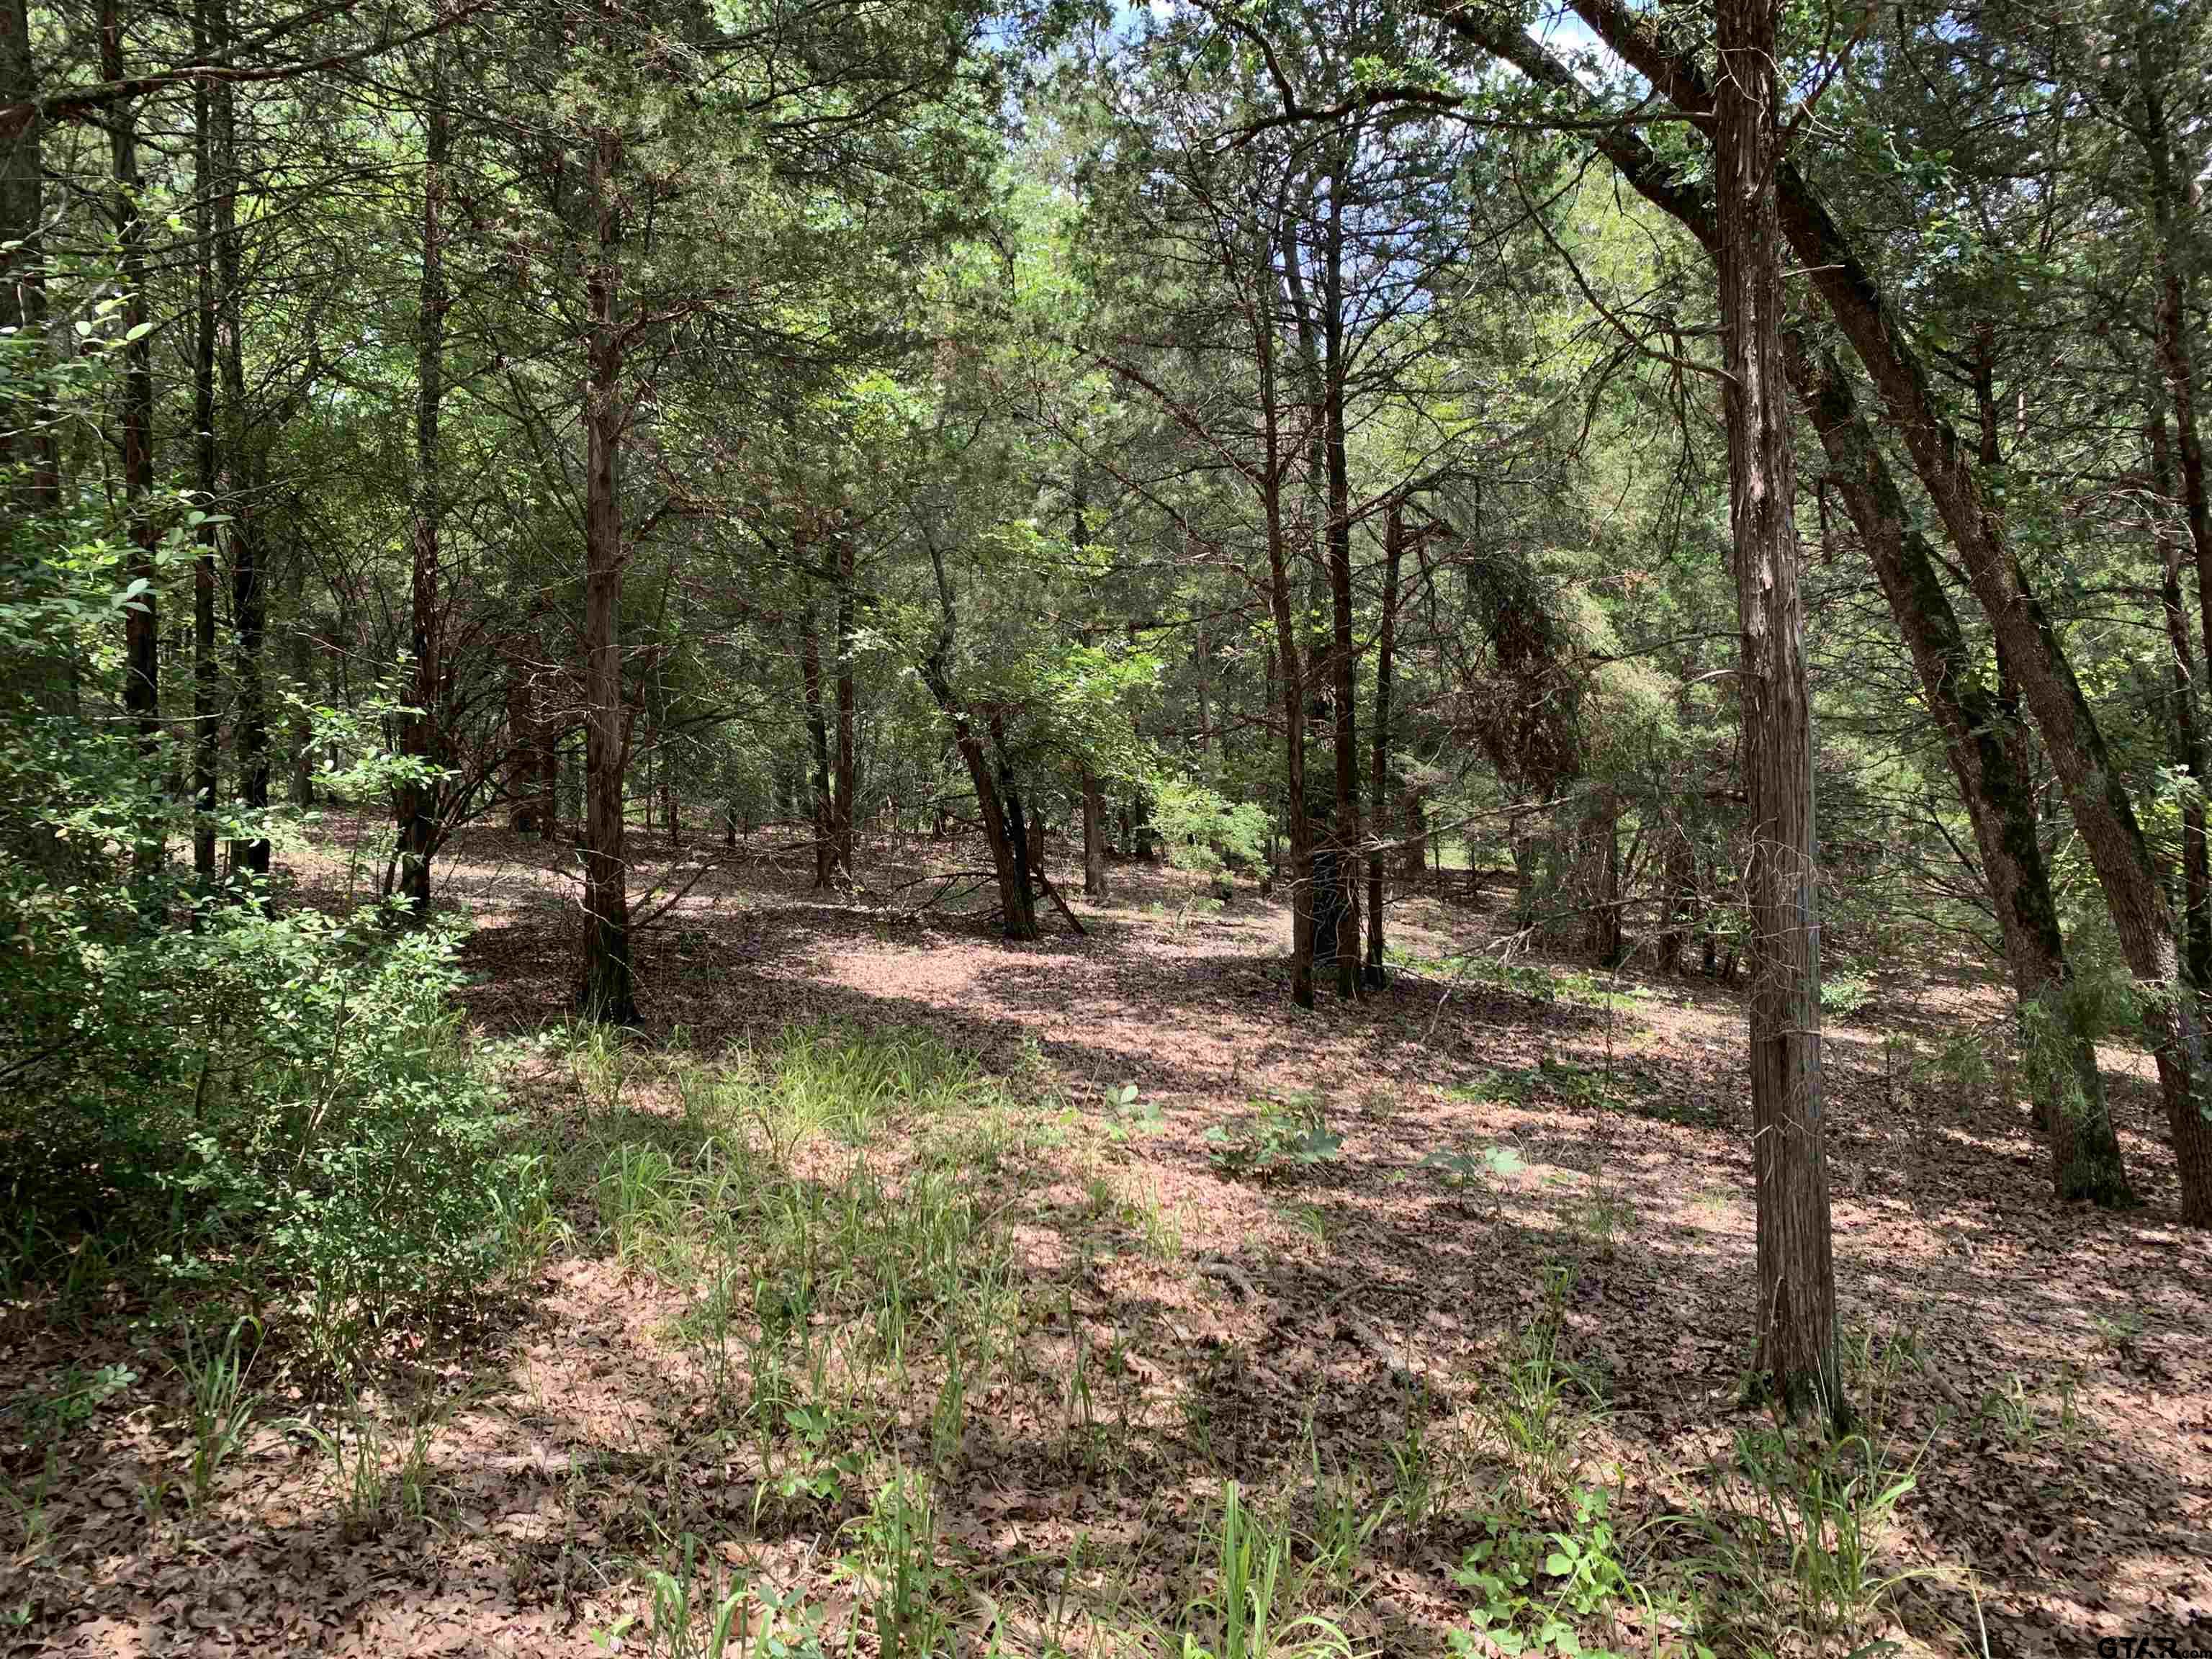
[1818,975,1873,1022]
[2,886,507,1367]
[1151,775,1272,876]
[1207,1094,1344,1180]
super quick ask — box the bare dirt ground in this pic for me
[6,811,2208,1658]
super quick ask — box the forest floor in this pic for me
[6,812,2210,1658]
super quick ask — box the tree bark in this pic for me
[190,10,220,885]
[1714,0,1838,1417]
[1082,768,1107,898]
[577,100,635,1022]
[832,520,858,884]
[397,66,449,917]
[101,2,160,785]
[799,592,835,890]
[1366,498,1405,981]
[1793,332,2128,1203]
[1571,0,2212,1222]
[2153,414,2212,990]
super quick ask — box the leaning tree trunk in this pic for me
[576,109,636,1023]
[1715,0,1838,1419]
[1789,332,2128,1206]
[1563,0,2212,1223]
[1459,0,2125,1201]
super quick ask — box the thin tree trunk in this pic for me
[2141,62,2212,647]
[286,553,314,807]
[1366,498,1404,981]
[1715,0,1838,1418]
[577,98,635,1022]
[2154,415,2212,990]
[1082,769,1107,899]
[102,1,159,793]
[212,55,265,880]
[832,522,858,885]
[398,66,448,917]
[190,13,220,884]
[798,592,835,890]
[1566,0,2212,1223]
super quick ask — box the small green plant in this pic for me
[595,1533,831,1659]
[1419,1142,1528,1209]
[179,1318,260,1510]
[17,1362,136,1441]
[1681,1426,1924,1658]
[1208,1094,1344,1181]
[1178,1482,1361,1659]
[1819,974,1874,1022]
[1450,1487,1647,1659]
[843,1473,955,1659]
[1108,1081,1166,1142]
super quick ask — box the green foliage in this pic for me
[1449,1488,1650,1659]
[1206,1094,1344,1180]
[1151,776,1271,876]
[1817,975,1873,1022]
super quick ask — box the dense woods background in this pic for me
[3,0,2211,1651]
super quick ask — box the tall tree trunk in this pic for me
[213,58,266,880]
[398,68,448,917]
[1790,333,2128,1204]
[191,17,220,884]
[798,591,835,890]
[101,2,159,793]
[1082,769,1107,899]
[1453,0,2135,1209]
[1366,498,1405,981]
[1565,0,2212,1223]
[2153,415,2212,991]
[832,522,858,885]
[1715,0,1838,1418]
[577,104,635,1022]
[1,0,50,503]
[1321,182,1360,999]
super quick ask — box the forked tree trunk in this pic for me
[1715,0,1838,1418]
[577,105,635,1023]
